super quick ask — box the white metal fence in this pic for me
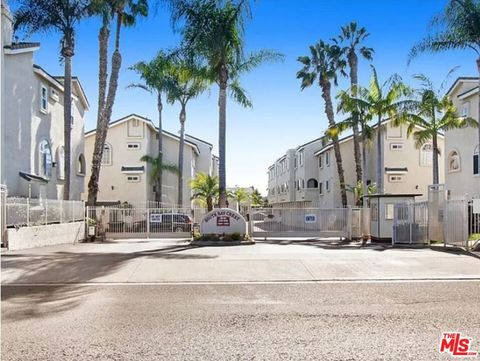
[1,185,6,245]
[6,197,85,227]
[87,206,207,239]
[248,207,369,239]
[392,202,429,245]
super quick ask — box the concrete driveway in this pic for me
[2,238,479,284]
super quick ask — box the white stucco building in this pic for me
[0,2,89,200]
[83,114,218,207]
[267,119,444,208]
[445,77,480,199]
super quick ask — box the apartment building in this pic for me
[0,2,89,200]
[83,114,218,207]
[445,77,480,199]
[267,119,444,208]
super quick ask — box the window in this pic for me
[420,144,433,167]
[40,84,48,113]
[101,143,112,165]
[301,179,305,189]
[390,143,404,151]
[127,142,140,150]
[448,150,461,173]
[127,175,140,182]
[294,156,297,168]
[389,175,404,183]
[298,151,304,166]
[385,203,395,220]
[319,182,323,195]
[132,118,140,127]
[325,180,330,192]
[57,146,65,180]
[77,154,86,175]
[39,139,52,178]
[307,178,318,188]
[461,102,470,118]
[474,145,479,176]
[325,151,330,166]
[318,155,322,168]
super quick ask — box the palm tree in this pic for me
[129,51,174,202]
[190,172,219,212]
[297,40,348,207]
[343,66,411,193]
[346,181,377,206]
[330,88,375,201]
[14,0,90,200]
[140,155,179,204]
[395,72,478,184]
[250,188,264,206]
[409,0,480,166]
[228,187,250,212]
[165,55,210,206]
[335,21,374,184]
[175,0,282,207]
[87,0,148,206]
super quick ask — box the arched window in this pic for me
[420,144,433,167]
[474,145,479,175]
[101,143,112,165]
[307,178,318,188]
[57,146,65,180]
[77,154,86,175]
[448,149,461,173]
[39,139,52,179]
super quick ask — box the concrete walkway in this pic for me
[2,238,480,284]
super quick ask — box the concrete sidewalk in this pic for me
[2,238,480,284]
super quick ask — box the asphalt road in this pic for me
[2,281,480,361]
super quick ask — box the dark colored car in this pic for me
[134,212,192,233]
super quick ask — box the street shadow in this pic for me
[256,238,394,252]
[1,243,215,321]
[429,245,480,260]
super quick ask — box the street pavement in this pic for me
[2,239,480,360]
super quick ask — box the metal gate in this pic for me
[1,185,6,246]
[444,197,469,248]
[249,207,367,239]
[392,202,429,245]
[87,206,207,239]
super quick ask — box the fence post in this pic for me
[45,198,48,225]
[347,206,352,241]
[147,208,150,238]
[26,196,30,227]
[464,194,469,251]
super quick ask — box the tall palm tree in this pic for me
[330,88,375,200]
[409,0,480,166]
[87,0,148,206]
[190,172,219,212]
[14,0,91,200]
[335,21,374,184]
[250,188,264,206]
[228,187,250,212]
[140,155,179,204]
[297,40,348,207]
[129,51,174,202]
[175,0,282,207]
[165,55,209,206]
[395,72,478,184]
[344,66,411,193]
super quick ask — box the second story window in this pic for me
[39,139,52,179]
[474,145,479,176]
[102,143,112,165]
[298,151,304,167]
[461,102,470,118]
[318,155,322,168]
[325,151,330,166]
[420,144,433,167]
[40,84,48,113]
[127,142,140,150]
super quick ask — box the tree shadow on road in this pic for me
[1,243,215,321]
[256,238,395,251]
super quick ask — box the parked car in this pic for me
[134,212,192,233]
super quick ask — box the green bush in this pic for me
[231,233,241,241]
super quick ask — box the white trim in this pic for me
[3,45,40,55]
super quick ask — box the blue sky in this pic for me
[17,0,478,194]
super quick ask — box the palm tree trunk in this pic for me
[206,196,213,212]
[177,105,186,206]
[63,53,72,200]
[218,66,228,208]
[156,93,163,203]
[361,122,368,207]
[432,132,439,185]
[376,114,383,193]
[321,79,347,207]
[477,58,480,172]
[348,52,362,184]
[87,19,110,206]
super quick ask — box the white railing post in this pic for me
[45,198,48,225]
[147,208,150,238]
[347,206,352,241]
[464,194,469,251]
[26,197,30,226]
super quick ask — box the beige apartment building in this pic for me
[83,114,218,207]
[0,2,89,200]
[445,77,480,199]
[267,119,444,208]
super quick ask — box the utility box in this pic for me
[365,193,421,242]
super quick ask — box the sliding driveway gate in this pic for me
[87,206,207,239]
[249,207,367,239]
